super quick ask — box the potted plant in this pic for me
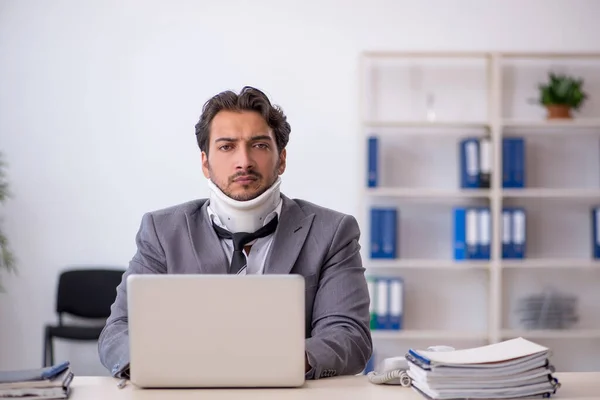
[537,72,588,119]
[0,153,15,290]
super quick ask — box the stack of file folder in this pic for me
[0,361,73,399]
[406,337,561,399]
[454,206,527,260]
[367,276,404,330]
[370,207,398,259]
[458,137,525,189]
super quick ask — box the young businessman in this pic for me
[98,86,373,380]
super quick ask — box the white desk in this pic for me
[68,373,600,399]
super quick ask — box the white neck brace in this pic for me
[207,177,282,233]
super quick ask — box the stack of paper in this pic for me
[0,361,73,399]
[406,337,561,399]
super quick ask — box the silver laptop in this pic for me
[126,274,306,388]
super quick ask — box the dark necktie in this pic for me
[212,215,279,274]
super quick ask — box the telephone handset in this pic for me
[366,345,455,386]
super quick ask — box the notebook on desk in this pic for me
[0,361,73,399]
[406,337,561,399]
[126,274,306,388]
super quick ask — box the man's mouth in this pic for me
[234,175,258,184]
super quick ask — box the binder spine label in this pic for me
[502,209,512,259]
[478,208,491,260]
[389,278,403,330]
[512,209,526,258]
[466,208,478,259]
[376,279,389,330]
[466,141,478,177]
[479,138,491,189]
[460,139,480,188]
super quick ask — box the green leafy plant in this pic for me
[538,72,588,110]
[0,153,16,290]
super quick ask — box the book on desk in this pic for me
[406,337,561,399]
[0,360,73,399]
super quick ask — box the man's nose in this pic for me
[235,146,254,170]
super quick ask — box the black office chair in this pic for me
[43,267,125,367]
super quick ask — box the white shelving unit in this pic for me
[368,259,490,270]
[501,259,600,269]
[359,51,600,371]
[366,187,491,199]
[501,329,600,340]
[502,188,600,199]
[503,119,600,128]
[363,121,490,129]
[372,330,489,341]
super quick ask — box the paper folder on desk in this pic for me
[0,361,73,399]
[406,337,561,399]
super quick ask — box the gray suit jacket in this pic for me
[98,194,373,380]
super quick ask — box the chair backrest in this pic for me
[56,268,125,319]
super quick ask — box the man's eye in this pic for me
[255,143,268,149]
[219,144,232,151]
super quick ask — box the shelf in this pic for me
[362,120,489,129]
[502,188,600,199]
[502,118,600,129]
[367,187,600,200]
[501,329,600,340]
[367,259,490,270]
[372,330,489,340]
[369,259,600,270]
[362,51,490,59]
[500,52,600,59]
[501,259,600,269]
[362,51,600,60]
[367,188,491,199]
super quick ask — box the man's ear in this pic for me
[201,151,210,179]
[277,148,287,175]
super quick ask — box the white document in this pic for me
[409,337,548,366]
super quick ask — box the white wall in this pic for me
[1,0,599,374]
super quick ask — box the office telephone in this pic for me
[367,345,455,387]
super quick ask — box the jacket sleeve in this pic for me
[97,212,167,378]
[304,214,373,379]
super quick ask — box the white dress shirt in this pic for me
[207,198,282,275]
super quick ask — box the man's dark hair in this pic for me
[195,86,291,155]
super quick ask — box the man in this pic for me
[98,86,373,380]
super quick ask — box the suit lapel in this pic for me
[186,200,229,274]
[264,195,315,275]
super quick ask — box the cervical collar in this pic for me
[207,176,282,233]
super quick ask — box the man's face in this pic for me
[202,110,286,201]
